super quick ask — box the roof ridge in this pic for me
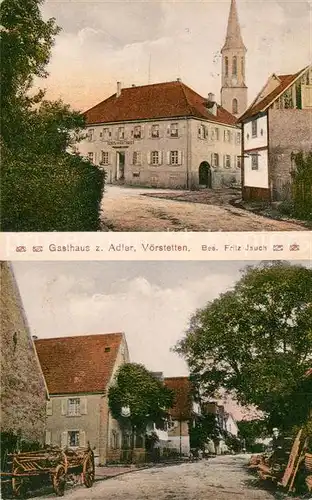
[35,332,123,342]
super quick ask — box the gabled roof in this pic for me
[84,81,237,127]
[35,333,124,395]
[222,0,246,52]
[238,65,310,122]
[164,377,193,420]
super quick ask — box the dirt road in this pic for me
[100,186,304,232]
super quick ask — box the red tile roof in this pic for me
[84,81,237,127]
[164,377,193,420]
[239,66,309,122]
[35,333,123,395]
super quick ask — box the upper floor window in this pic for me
[198,124,207,139]
[151,124,160,138]
[170,123,178,138]
[118,127,125,140]
[236,132,241,144]
[151,151,159,165]
[133,151,142,165]
[212,153,219,167]
[88,129,94,142]
[232,56,237,77]
[251,120,257,137]
[170,150,179,165]
[87,152,94,163]
[232,99,238,115]
[251,153,259,170]
[68,398,80,416]
[224,129,231,142]
[133,125,142,139]
[102,128,111,141]
[225,57,229,77]
[215,127,220,140]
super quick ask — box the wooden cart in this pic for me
[1,445,95,497]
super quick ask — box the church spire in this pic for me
[222,0,246,52]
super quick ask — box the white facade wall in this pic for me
[244,149,269,188]
[243,114,268,151]
[167,436,190,455]
[78,116,242,189]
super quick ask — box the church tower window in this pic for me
[232,98,238,114]
[225,57,229,77]
[232,56,237,77]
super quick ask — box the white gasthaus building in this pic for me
[77,0,247,190]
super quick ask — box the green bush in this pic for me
[1,152,105,231]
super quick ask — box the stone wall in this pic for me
[268,108,312,201]
[0,262,47,443]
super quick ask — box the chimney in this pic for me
[208,92,215,102]
[116,81,122,97]
[207,93,217,116]
[131,84,136,87]
[177,78,181,82]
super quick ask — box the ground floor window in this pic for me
[151,151,159,165]
[170,151,179,165]
[251,154,259,170]
[68,430,80,447]
[87,152,94,162]
[224,155,231,168]
[133,151,142,165]
[236,156,242,169]
[101,151,110,165]
[212,153,219,167]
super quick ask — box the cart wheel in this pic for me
[83,455,95,488]
[53,465,66,496]
[12,467,25,498]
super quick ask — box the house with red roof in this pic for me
[76,80,242,190]
[238,64,312,202]
[35,332,130,465]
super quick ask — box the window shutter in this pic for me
[108,153,112,165]
[211,153,214,166]
[61,399,67,416]
[148,126,152,138]
[81,398,88,415]
[45,430,52,446]
[141,125,144,139]
[147,152,151,165]
[158,151,163,165]
[61,431,68,448]
[80,430,86,447]
[158,125,162,138]
[167,152,171,165]
[167,125,171,137]
[178,151,182,165]
[46,400,53,416]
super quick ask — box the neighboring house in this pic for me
[164,377,199,456]
[238,64,312,201]
[35,332,130,465]
[0,262,48,445]
[76,1,246,190]
[202,401,238,454]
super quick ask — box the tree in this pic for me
[108,364,174,455]
[237,419,268,452]
[174,262,312,432]
[0,0,105,231]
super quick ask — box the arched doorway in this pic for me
[199,161,212,188]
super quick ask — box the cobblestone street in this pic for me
[28,455,282,500]
[100,186,304,232]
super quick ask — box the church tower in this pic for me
[221,0,247,117]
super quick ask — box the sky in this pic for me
[38,0,312,111]
[13,260,310,418]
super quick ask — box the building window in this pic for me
[88,129,94,142]
[232,98,238,114]
[68,431,80,447]
[236,132,241,144]
[111,430,119,449]
[87,152,94,163]
[198,124,207,139]
[151,151,159,165]
[232,56,237,76]
[251,120,257,137]
[151,124,159,138]
[134,126,142,139]
[212,153,219,167]
[102,128,111,141]
[170,123,178,137]
[215,128,220,140]
[133,151,142,165]
[170,151,179,165]
[251,154,259,170]
[68,398,80,416]
[101,151,109,165]
[224,155,231,168]
[224,129,231,142]
[225,57,229,77]
[118,127,125,140]
[236,156,241,169]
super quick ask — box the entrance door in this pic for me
[116,152,125,182]
[199,161,212,188]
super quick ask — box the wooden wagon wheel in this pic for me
[82,454,95,488]
[52,464,66,497]
[12,466,25,498]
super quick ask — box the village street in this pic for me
[28,455,282,500]
[100,186,305,232]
